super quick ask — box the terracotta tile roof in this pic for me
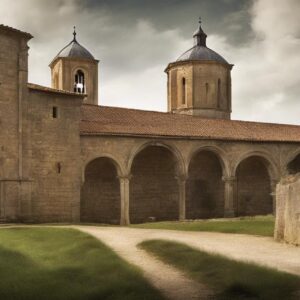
[28,83,86,97]
[80,104,300,143]
[0,24,33,39]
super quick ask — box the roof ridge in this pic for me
[82,105,300,127]
[82,104,171,115]
[28,83,86,96]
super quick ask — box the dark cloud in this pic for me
[82,0,253,45]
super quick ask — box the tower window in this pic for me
[52,106,58,118]
[217,79,221,108]
[205,83,209,103]
[57,162,62,174]
[182,77,186,105]
[74,70,85,93]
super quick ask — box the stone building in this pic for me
[0,21,300,225]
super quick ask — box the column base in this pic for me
[224,210,235,218]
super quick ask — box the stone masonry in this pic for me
[275,174,300,246]
[1,23,300,225]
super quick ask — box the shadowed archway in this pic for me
[236,156,272,216]
[81,157,120,224]
[186,150,225,219]
[129,146,179,223]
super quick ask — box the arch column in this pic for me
[119,174,131,225]
[223,176,236,217]
[176,174,187,221]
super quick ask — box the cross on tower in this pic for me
[73,26,77,41]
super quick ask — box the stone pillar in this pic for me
[119,175,131,226]
[176,174,187,221]
[271,179,279,216]
[223,176,236,217]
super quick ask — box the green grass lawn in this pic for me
[131,215,275,237]
[140,239,300,300]
[0,227,164,300]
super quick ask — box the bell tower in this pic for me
[49,27,99,105]
[165,19,234,119]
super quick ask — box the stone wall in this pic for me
[186,151,224,219]
[275,174,300,246]
[28,89,82,222]
[236,156,273,216]
[0,27,32,222]
[129,146,179,223]
[81,157,120,224]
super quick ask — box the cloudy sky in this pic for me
[1,0,300,124]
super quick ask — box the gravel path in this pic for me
[76,226,300,300]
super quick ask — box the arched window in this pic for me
[182,77,186,105]
[74,70,85,93]
[217,78,221,108]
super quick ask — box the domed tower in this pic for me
[165,19,233,119]
[49,27,98,105]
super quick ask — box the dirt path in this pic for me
[77,226,214,300]
[77,226,300,300]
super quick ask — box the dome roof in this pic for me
[177,45,228,64]
[56,40,94,60]
[176,19,229,65]
[54,27,94,61]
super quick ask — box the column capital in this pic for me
[118,174,132,181]
[222,176,236,183]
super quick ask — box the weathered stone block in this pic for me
[275,174,300,245]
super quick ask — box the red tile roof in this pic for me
[80,104,300,143]
[28,83,86,97]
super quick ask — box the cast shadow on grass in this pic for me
[0,228,164,300]
[139,239,300,300]
[0,245,88,300]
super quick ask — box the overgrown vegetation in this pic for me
[139,239,300,300]
[0,227,164,300]
[132,215,275,237]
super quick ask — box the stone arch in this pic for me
[71,66,89,93]
[187,145,230,177]
[186,147,227,219]
[128,141,186,176]
[285,149,300,175]
[232,151,280,181]
[82,153,125,183]
[81,156,121,224]
[233,152,279,216]
[129,142,183,223]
